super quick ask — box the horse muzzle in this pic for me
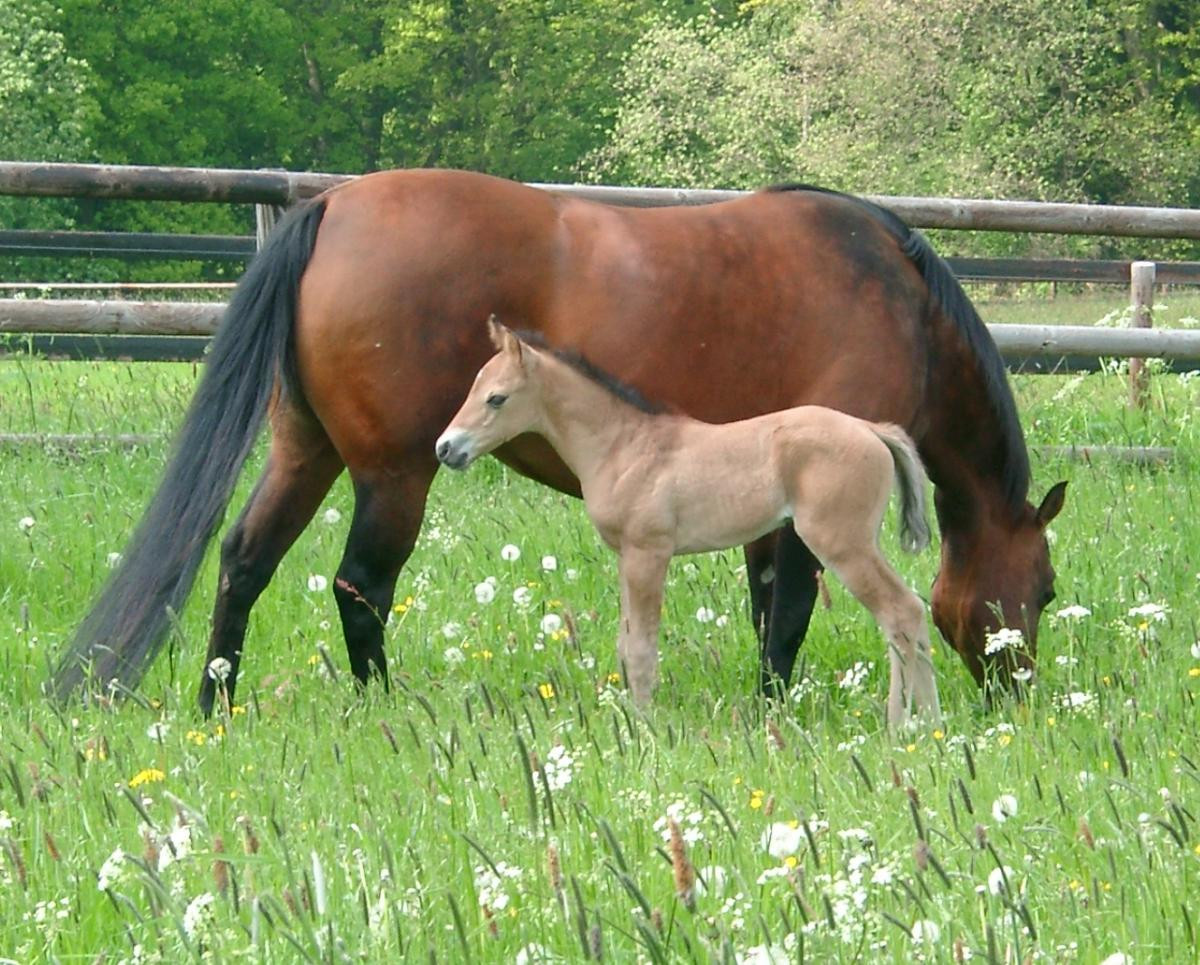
[435,430,474,470]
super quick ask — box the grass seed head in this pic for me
[668,819,696,911]
[1078,816,1095,849]
[213,835,229,895]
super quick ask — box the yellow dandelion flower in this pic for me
[749,789,765,810]
[607,672,621,685]
[1194,843,1200,857]
[998,734,1013,747]
[186,730,207,746]
[1189,667,1200,678]
[932,729,945,741]
[229,789,241,800]
[905,742,917,753]
[129,768,165,788]
[788,819,800,829]
[784,855,798,869]
[733,776,743,786]
[1102,675,1112,686]
[213,724,226,739]
[538,683,555,700]
[307,653,321,666]
[477,649,494,660]
[231,704,246,716]
[393,602,408,614]
[1046,716,1056,728]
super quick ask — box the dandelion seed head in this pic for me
[541,555,557,571]
[991,794,1018,823]
[500,543,521,561]
[474,581,496,605]
[306,573,328,593]
[17,516,35,533]
[322,507,342,525]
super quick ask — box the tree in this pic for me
[593,0,1200,256]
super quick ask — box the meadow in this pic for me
[0,290,1198,962]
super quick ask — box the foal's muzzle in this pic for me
[435,430,473,470]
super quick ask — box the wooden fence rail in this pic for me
[5,161,1200,238]
[5,299,1200,367]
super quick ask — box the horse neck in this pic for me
[530,356,651,485]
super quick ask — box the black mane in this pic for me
[766,182,1031,513]
[513,330,666,415]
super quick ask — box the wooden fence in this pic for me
[3,162,1200,376]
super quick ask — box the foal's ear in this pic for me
[486,314,522,360]
[1035,480,1067,528]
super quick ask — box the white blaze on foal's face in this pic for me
[435,320,538,470]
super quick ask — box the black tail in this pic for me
[50,198,329,701]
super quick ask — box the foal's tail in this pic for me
[870,423,930,553]
[50,198,329,702]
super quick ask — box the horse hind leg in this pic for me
[200,404,344,716]
[333,464,436,689]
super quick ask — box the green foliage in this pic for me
[593,0,1200,257]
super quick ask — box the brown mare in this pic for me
[50,168,1065,714]
[438,320,941,726]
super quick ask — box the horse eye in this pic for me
[486,393,507,409]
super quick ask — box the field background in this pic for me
[1,290,1198,962]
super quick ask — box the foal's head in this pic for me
[436,317,541,470]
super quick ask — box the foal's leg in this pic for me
[616,545,672,707]
[745,527,824,698]
[200,403,344,715]
[333,465,436,688]
[793,512,939,727]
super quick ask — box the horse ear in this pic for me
[487,314,523,361]
[1035,480,1067,528]
[487,314,506,351]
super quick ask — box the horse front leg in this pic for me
[616,545,672,707]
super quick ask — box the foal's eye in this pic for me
[486,393,508,409]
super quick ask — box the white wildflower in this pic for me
[441,621,463,639]
[696,865,728,897]
[97,848,125,890]
[987,866,1015,895]
[1055,654,1079,667]
[1191,641,1200,660]
[991,794,1018,823]
[1099,955,1131,965]
[513,586,533,607]
[737,944,789,965]
[1053,604,1091,620]
[760,822,805,860]
[444,647,465,667]
[1059,691,1096,711]
[541,555,558,572]
[106,551,122,568]
[838,661,873,690]
[540,614,563,635]
[206,657,232,683]
[146,722,170,741]
[500,543,521,561]
[984,627,1024,655]
[17,516,35,533]
[306,573,328,593]
[870,865,894,886]
[0,811,12,832]
[1127,602,1168,622]
[911,919,941,943]
[322,507,342,525]
[543,744,577,791]
[182,892,216,938]
[695,606,716,623]
[474,581,496,605]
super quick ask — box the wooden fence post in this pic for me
[1128,261,1155,407]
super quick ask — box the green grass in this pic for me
[1,323,1199,961]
